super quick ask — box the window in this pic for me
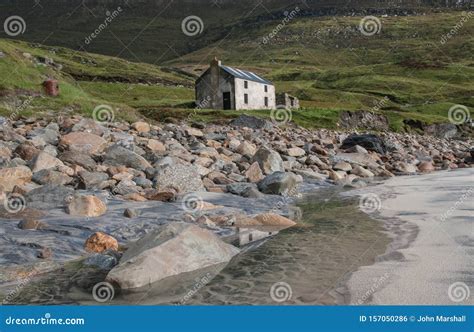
[290,98,294,107]
[244,93,248,104]
[264,97,268,107]
[264,85,268,92]
[244,81,248,89]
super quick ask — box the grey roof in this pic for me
[221,65,273,85]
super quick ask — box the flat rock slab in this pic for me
[107,223,240,289]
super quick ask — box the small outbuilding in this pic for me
[276,93,299,110]
[195,58,276,110]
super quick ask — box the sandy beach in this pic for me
[347,168,474,305]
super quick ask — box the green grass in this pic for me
[166,11,473,132]
[0,10,473,133]
[141,107,342,130]
[0,39,193,121]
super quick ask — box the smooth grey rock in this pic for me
[59,151,97,171]
[26,185,74,209]
[28,127,59,145]
[106,223,240,289]
[252,146,284,175]
[258,171,300,195]
[124,208,139,218]
[230,115,273,130]
[84,253,118,270]
[78,171,109,189]
[133,177,153,189]
[340,134,386,154]
[71,118,106,136]
[103,145,151,171]
[226,182,258,196]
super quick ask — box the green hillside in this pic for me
[0,10,472,133]
[167,11,473,131]
[0,39,193,121]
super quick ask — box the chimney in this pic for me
[210,56,221,67]
[209,57,221,109]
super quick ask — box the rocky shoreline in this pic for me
[0,114,472,302]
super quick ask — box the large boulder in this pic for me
[340,134,386,154]
[252,146,284,175]
[230,115,272,130]
[103,145,151,171]
[59,132,107,155]
[154,163,204,193]
[258,171,300,195]
[0,166,32,191]
[106,223,240,289]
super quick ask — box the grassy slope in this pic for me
[0,11,472,132]
[0,39,193,121]
[166,11,473,131]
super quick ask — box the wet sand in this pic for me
[347,168,474,305]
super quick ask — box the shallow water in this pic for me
[6,188,390,305]
[186,189,390,305]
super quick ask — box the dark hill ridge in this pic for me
[0,0,471,63]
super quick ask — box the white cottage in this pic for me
[195,58,276,110]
